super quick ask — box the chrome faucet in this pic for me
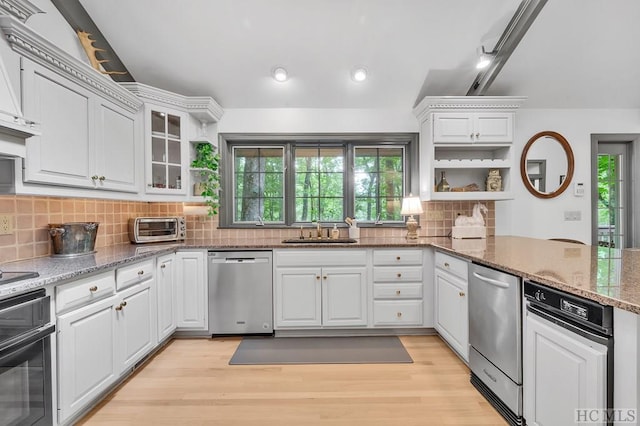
[316,221,322,238]
[256,216,265,226]
[374,213,384,225]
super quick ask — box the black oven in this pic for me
[0,289,55,426]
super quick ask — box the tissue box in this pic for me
[451,225,486,239]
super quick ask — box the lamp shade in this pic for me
[400,194,423,216]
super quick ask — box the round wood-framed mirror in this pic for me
[520,131,574,199]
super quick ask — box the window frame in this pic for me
[219,133,419,228]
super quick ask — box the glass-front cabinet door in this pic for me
[147,107,186,194]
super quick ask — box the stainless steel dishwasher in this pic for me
[208,250,273,335]
[468,262,523,426]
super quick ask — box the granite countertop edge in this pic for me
[1,237,639,315]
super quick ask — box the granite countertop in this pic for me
[1,236,639,315]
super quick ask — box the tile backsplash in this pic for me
[0,195,494,263]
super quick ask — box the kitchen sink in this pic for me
[282,238,358,244]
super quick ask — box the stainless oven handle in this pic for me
[0,324,55,355]
[526,303,609,346]
[472,272,510,288]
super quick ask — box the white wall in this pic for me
[496,108,640,243]
[217,108,418,134]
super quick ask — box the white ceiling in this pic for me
[78,0,640,109]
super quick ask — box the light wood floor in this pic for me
[77,335,506,426]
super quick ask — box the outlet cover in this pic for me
[426,210,444,220]
[0,215,13,235]
[563,211,582,221]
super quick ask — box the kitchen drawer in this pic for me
[373,283,423,299]
[373,266,423,282]
[435,251,468,280]
[373,249,422,266]
[373,300,423,326]
[56,271,115,313]
[275,250,366,267]
[116,259,154,290]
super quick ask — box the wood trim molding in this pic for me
[121,82,224,123]
[413,96,527,121]
[0,0,42,22]
[0,15,143,113]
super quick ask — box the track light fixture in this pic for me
[476,46,496,69]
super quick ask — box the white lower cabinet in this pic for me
[434,251,469,362]
[156,253,177,341]
[56,261,156,424]
[274,250,367,329]
[117,282,155,371]
[176,250,208,330]
[524,311,608,426]
[372,249,426,327]
[57,292,118,423]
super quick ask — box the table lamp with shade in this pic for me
[400,193,423,239]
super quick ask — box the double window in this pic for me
[219,134,418,227]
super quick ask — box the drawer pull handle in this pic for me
[444,262,450,268]
[137,270,144,276]
[459,291,465,297]
[89,286,98,292]
[396,256,401,260]
[396,290,401,295]
[397,312,402,318]
[397,273,402,278]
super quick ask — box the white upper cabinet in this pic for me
[414,96,526,201]
[22,60,139,192]
[433,112,513,144]
[0,16,143,193]
[121,83,223,199]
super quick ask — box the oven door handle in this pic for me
[472,272,510,288]
[0,324,55,356]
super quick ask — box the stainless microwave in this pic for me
[128,217,186,244]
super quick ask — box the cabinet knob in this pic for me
[396,256,401,260]
[323,276,327,280]
[99,176,106,181]
[397,312,402,318]
[316,275,321,280]
[397,273,402,278]
[121,301,127,307]
[469,133,474,139]
[89,285,98,292]
[475,132,480,138]
[396,290,401,295]
[91,175,99,181]
[138,270,144,276]
[161,264,166,269]
[115,304,123,311]
[444,262,450,268]
[459,291,466,297]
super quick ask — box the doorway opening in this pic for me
[591,135,638,248]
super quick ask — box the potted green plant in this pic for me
[190,142,221,216]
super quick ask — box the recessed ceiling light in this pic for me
[351,67,367,82]
[272,67,288,82]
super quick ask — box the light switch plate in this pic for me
[564,211,582,221]
[574,182,585,197]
